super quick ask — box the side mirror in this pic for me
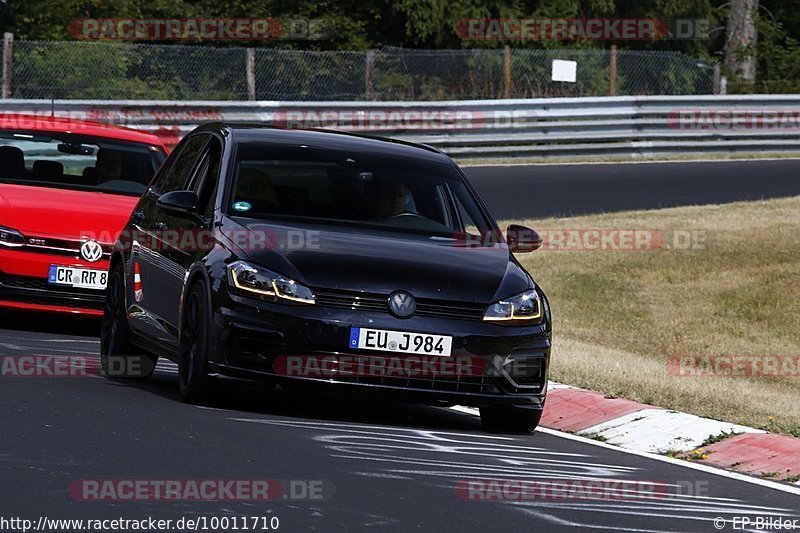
[157,190,199,214]
[507,224,542,253]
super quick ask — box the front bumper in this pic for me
[0,248,108,315]
[208,295,551,408]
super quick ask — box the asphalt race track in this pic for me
[465,158,800,220]
[2,159,800,532]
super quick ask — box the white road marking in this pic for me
[233,414,799,531]
[580,409,765,453]
[449,405,800,497]
[0,343,25,350]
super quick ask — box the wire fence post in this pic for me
[2,33,13,99]
[503,45,511,99]
[246,48,256,101]
[366,49,376,101]
[609,45,617,96]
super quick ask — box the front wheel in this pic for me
[480,405,543,434]
[100,262,156,379]
[178,280,213,403]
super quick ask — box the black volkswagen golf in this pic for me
[101,124,552,433]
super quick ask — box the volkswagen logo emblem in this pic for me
[388,290,416,318]
[80,239,103,263]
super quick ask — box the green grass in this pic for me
[507,196,800,437]
[578,432,608,442]
[700,430,742,447]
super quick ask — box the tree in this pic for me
[724,0,758,82]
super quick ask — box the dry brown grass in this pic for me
[508,196,800,436]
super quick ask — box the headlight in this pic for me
[227,260,315,304]
[483,289,543,324]
[0,225,25,247]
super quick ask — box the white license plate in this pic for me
[349,327,453,356]
[48,265,107,290]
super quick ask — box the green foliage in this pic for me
[743,2,800,93]
[2,0,800,95]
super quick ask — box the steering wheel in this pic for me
[385,211,423,221]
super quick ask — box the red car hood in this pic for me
[0,184,138,243]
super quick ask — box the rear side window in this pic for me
[151,134,208,195]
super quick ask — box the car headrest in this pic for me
[0,146,25,178]
[32,160,64,180]
[237,167,278,206]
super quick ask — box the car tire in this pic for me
[479,405,543,434]
[178,279,213,403]
[100,262,157,379]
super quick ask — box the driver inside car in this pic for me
[372,177,412,222]
[95,149,123,184]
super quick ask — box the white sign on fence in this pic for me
[552,59,577,83]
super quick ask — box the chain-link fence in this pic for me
[1,39,718,101]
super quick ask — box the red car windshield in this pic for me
[0,131,166,196]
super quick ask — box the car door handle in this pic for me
[154,221,168,231]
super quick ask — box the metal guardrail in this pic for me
[3,95,800,159]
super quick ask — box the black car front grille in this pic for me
[313,288,487,321]
[416,300,487,321]
[314,290,387,313]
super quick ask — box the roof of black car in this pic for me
[197,123,451,163]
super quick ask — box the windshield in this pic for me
[229,142,495,239]
[0,131,166,196]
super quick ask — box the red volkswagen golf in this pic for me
[0,114,168,316]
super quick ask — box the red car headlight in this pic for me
[0,225,25,247]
